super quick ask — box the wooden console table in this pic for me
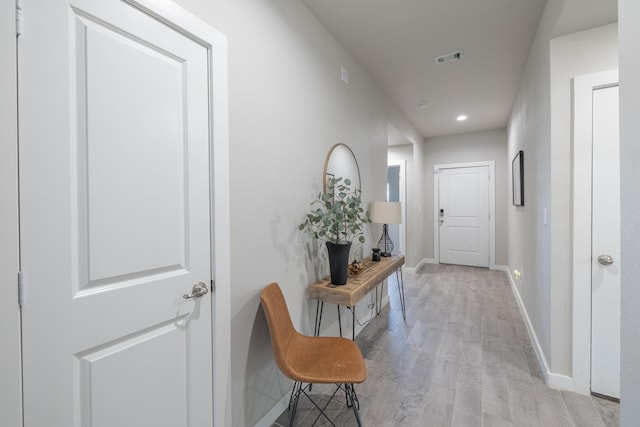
[308,254,406,340]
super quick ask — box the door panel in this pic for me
[591,85,620,398]
[439,166,489,267]
[78,13,190,291]
[19,1,213,425]
[77,321,188,427]
[81,15,188,287]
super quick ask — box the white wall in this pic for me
[422,128,508,265]
[174,1,420,425]
[619,0,640,423]
[507,0,562,376]
[549,23,618,376]
[508,0,618,386]
[0,0,22,425]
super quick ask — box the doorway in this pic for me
[387,163,406,255]
[572,69,620,399]
[433,161,496,268]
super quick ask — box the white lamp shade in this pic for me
[369,201,402,224]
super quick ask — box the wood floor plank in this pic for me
[483,412,513,427]
[421,383,455,426]
[562,390,608,427]
[502,342,533,383]
[505,376,541,427]
[451,363,482,426]
[592,396,620,427]
[532,379,576,427]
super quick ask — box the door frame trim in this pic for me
[571,69,619,395]
[433,161,496,268]
[0,1,22,425]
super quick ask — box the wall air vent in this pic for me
[434,50,464,65]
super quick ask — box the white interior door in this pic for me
[591,84,621,399]
[438,166,489,267]
[19,1,214,425]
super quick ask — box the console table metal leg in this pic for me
[337,305,343,338]
[375,281,385,315]
[395,268,406,321]
[314,301,324,337]
[351,307,355,341]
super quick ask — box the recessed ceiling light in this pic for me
[417,100,429,110]
[456,115,468,121]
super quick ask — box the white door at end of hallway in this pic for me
[19,0,214,425]
[591,84,620,399]
[438,166,489,268]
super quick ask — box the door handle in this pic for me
[597,254,614,266]
[183,282,209,299]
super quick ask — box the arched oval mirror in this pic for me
[323,143,361,192]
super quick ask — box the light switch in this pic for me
[341,66,349,84]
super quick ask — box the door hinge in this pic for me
[16,0,23,37]
[18,271,25,306]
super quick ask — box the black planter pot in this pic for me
[326,241,351,285]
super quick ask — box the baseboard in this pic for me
[406,258,437,273]
[492,264,509,273]
[548,372,575,391]
[505,269,554,388]
[254,392,290,427]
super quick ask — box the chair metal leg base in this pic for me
[287,382,362,427]
[345,383,362,426]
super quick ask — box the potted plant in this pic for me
[299,177,371,285]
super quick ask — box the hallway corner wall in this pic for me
[619,0,640,424]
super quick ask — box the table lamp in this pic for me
[370,201,402,257]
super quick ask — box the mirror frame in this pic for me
[322,143,361,192]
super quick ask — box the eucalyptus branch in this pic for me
[299,177,371,245]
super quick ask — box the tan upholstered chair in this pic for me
[260,283,367,426]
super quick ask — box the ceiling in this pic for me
[301,0,616,140]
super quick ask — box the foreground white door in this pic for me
[591,84,621,399]
[19,1,214,425]
[438,166,489,267]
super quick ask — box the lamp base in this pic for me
[377,224,395,257]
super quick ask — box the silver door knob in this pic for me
[183,282,209,299]
[598,254,614,265]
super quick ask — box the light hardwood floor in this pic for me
[273,263,619,426]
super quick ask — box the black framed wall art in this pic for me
[512,150,524,206]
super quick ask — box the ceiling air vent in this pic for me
[434,50,464,65]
